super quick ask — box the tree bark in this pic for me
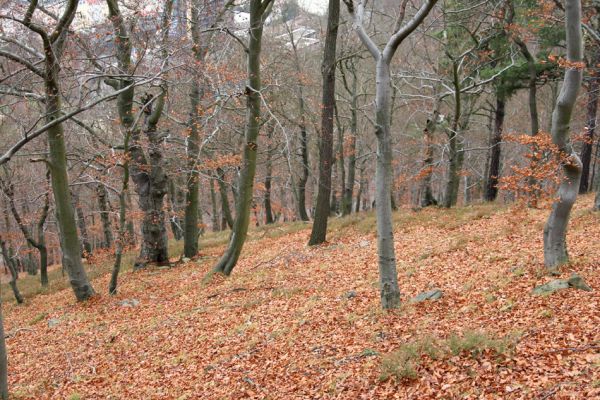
[420,108,439,207]
[216,168,234,229]
[579,61,599,193]
[209,177,220,231]
[0,237,23,304]
[264,123,275,224]
[309,0,339,245]
[485,94,505,202]
[96,184,114,248]
[0,301,8,400]
[543,0,584,272]
[212,0,273,276]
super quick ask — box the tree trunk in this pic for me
[371,59,401,308]
[308,0,339,245]
[130,101,170,269]
[543,0,584,273]
[210,177,220,232]
[420,109,439,207]
[212,0,273,276]
[264,123,275,224]
[484,94,505,202]
[74,198,92,256]
[296,89,310,222]
[0,237,23,304]
[96,184,114,248]
[0,301,8,400]
[109,129,131,294]
[216,168,234,229]
[579,64,598,193]
[168,178,185,241]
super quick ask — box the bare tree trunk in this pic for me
[216,168,234,229]
[309,0,339,245]
[579,59,599,193]
[109,130,131,294]
[212,0,274,276]
[0,237,23,304]
[420,108,439,207]
[96,184,114,248]
[73,193,92,255]
[296,89,310,222]
[485,94,505,202]
[264,123,275,224]
[210,177,220,232]
[0,301,8,400]
[168,178,185,241]
[544,0,584,272]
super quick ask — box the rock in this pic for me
[411,289,443,303]
[181,257,191,263]
[342,290,357,300]
[532,279,570,295]
[118,299,140,307]
[567,273,592,291]
[358,240,370,248]
[47,318,60,328]
[532,273,593,295]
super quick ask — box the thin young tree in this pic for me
[543,0,584,271]
[308,0,340,245]
[212,0,274,276]
[343,0,438,308]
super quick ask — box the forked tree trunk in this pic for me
[543,0,584,272]
[309,0,340,245]
[0,237,23,304]
[212,0,273,276]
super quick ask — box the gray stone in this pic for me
[47,318,60,328]
[342,290,357,300]
[119,299,140,307]
[358,240,370,248]
[567,273,592,291]
[181,257,191,263]
[532,273,593,295]
[411,289,443,303]
[532,279,570,295]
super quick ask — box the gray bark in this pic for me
[96,184,114,248]
[309,0,340,245]
[543,0,584,272]
[344,0,438,308]
[212,0,274,276]
[0,300,7,400]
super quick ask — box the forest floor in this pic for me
[3,196,599,399]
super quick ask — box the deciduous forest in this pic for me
[0,0,598,398]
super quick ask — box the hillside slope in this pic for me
[4,197,599,399]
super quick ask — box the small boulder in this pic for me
[181,257,191,263]
[532,279,569,295]
[118,299,140,307]
[358,240,370,248]
[342,290,357,300]
[532,273,593,295]
[411,289,443,303]
[47,318,60,328]
[567,273,592,291]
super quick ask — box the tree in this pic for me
[212,0,274,276]
[0,299,7,400]
[344,0,438,308]
[0,0,95,300]
[308,0,340,245]
[543,0,584,272]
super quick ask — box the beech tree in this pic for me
[212,0,274,276]
[543,0,584,271]
[0,0,95,300]
[344,0,438,308]
[308,0,340,245]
